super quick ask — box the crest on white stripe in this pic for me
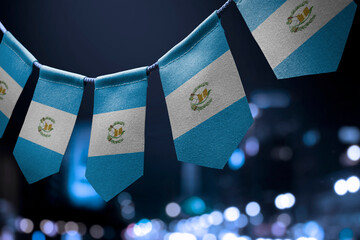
[0,67,23,118]
[166,50,246,140]
[88,106,146,157]
[19,101,78,155]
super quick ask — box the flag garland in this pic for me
[0,0,357,201]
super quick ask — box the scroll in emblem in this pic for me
[0,80,8,100]
[287,1,316,33]
[107,121,125,144]
[189,82,212,112]
[38,116,55,137]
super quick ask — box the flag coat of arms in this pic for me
[236,0,357,79]
[158,12,253,169]
[0,31,37,137]
[13,66,84,183]
[86,67,148,201]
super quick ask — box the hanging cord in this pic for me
[0,0,233,79]
[0,21,6,33]
[217,0,233,16]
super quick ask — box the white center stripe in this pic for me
[19,101,78,155]
[166,50,246,140]
[0,66,23,118]
[252,0,352,69]
[88,106,146,157]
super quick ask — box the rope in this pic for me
[217,0,233,16]
[0,21,6,33]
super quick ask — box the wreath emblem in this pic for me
[38,116,55,137]
[0,80,8,100]
[286,1,316,33]
[107,121,125,144]
[189,82,212,112]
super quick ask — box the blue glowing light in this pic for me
[303,221,324,240]
[251,90,291,109]
[61,233,81,240]
[339,228,353,240]
[303,129,320,147]
[338,126,360,144]
[228,149,245,171]
[32,231,45,240]
[182,197,206,216]
[66,121,105,209]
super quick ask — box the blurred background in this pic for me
[0,0,359,239]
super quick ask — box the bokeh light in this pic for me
[228,149,245,170]
[223,207,240,222]
[166,202,181,218]
[209,211,223,226]
[275,193,296,209]
[346,176,360,193]
[32,231,45,240]
[245,137,260,157]
[338,126,360,144]
[303,129,320,147]
[245,202,261,217]
[334,179,348,196]
[19,218,34,234]
[347,145,360,161]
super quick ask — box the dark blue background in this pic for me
[0,0,359,232]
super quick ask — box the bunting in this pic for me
[0,0,357,201]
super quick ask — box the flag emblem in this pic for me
[0,80,8,100]
[287,1,316,33]
[38,116,55,138]
[107,121,125,144]
[189,82,212,111]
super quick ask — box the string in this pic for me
[0,0,233,80]
[0,21,6,33]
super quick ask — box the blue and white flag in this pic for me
[13,66,84,183]
[86,67,148,201]
[158,12,253,169]
[0,31,37,137]
[236,0,357,79]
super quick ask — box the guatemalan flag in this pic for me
[158,12,253,169]
[13,66,84,183]
[236,0,357,79]
[0,31,37,137]
[86,67,148,201]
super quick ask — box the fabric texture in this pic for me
[0,31,37,137]
[236,0,357,79]
[13,65,84,183]
[158,12,253,169]
[86,67,148,202]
